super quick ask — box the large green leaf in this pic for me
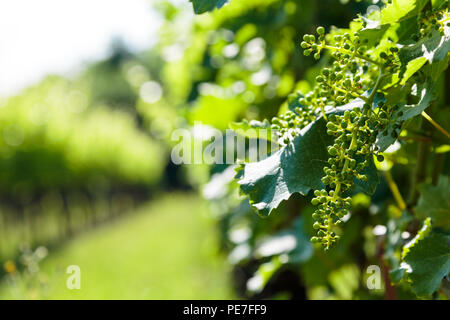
[400,57,428,85]
[237,99,379,215]
[358,19,390,47]
[237,115,332,215]
[190,0,229,14]
[397,81,435,121]
[381,0,429,24]
[403,231,450,297]
[432,0,447,8]
[399,28,450,65]
[416,176,450,228]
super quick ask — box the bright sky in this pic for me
[0,0,163,96]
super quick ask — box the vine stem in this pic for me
[366,67,385,108]
[323,44,382,66]
[398,136,432,142]
[376,240,397,300]
[421,111,450,139]
[408,117,431,206]
[384,170,406,211]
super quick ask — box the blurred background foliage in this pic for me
[1,0,443,299]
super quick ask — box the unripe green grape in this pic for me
[311,237,320,243]
[349,159,356,168]
[317,26,325,35]
[321,176,330,185]
[390,47,399,53]
[300,41,308,48]
[328,146,338,156]
[313,222,321,230]
[271,124,280,130]
[326,122,337,130]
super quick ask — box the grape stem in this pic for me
[421,111,450,139]
[366,67,385,109]
[323,44,382,67]
[330,83,366,101]
[384,170,406,211]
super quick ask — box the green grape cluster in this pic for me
[270,25,404,249]
[311,105,386,249]
[377,101,403,139]
[300,28,386,113]
[267,23,405,249]
[415,5,450,40]
[270,100,316,145]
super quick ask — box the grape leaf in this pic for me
[236,115,332,215]
[432,0,447,8]
[397,81,435,121]
[358,19,390,46]
[400,57,428,85]
[403,231,450,297]
[381,0,429,24]
[416,176,450,228]
[190,0,229,14]
[375,81,435,151]
[402,217,432,259]
[248,217,313,293]
[237,99,379,216]
[254,217,313,263]
[246,256,283,294]
[389,267,406,283]
[399,28,450,65]
[354,155,379,195]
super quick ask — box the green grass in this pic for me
[0,193,236,299]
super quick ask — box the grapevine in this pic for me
[189,0,450,299]
[268,2,449,249]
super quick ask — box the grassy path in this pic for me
[0,193,235,299]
